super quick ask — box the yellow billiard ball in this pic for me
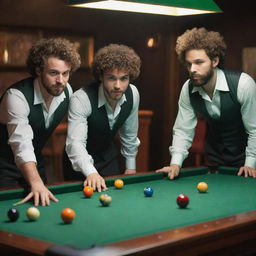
[197,182,208,193]
[99,194,112,206]
[114,179,124,189]
[26,207,40,221]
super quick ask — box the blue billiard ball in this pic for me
[144,187,153,197]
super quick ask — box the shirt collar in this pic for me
[34,78,44,105]
[191,68,229,94]
[98,83,127,108]
[33,78,67,105]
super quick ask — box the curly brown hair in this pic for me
[26,37,81,76]
[92,44,141,82]
[176,27,227,68]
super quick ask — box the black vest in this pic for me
[82,82,133,158]
[0,77,69,165]
[189,70,247,155]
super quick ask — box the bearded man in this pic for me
[156,27,256,179]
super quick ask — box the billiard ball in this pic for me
[99,194,112,206]
[197,182,208,193]
[114,179,124,189]
[83,186,94,198]
[7,208,19,222]
[26,207,40,221]
[176,194,189,208]
[61,208,76,224]
[144,187,153,197]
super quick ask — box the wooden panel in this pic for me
[136,110,153,172]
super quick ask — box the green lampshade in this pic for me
[67,0,222,16]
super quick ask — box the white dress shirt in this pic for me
[0,78,73,166]
[66,83,140,177]
[170,68,256,168]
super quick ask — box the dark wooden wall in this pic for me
[0,0,256,170]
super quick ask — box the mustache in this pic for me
[112,89,123,93]
[53,83,65,87]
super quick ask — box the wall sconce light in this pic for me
[67,0,222,16]
[146,34,160,49]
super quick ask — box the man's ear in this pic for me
[35,67,41,76]
[212,57,219,68]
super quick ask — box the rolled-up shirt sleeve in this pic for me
[65,89,98,177]
[237,73,256,168]
[0,89,36,166]
[170,81,197,167]
[119,85,140,170]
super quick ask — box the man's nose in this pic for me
[189,63,198,73]
[56,74,64,84]
[114,79,121,89]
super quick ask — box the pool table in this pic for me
[1,167,256,256]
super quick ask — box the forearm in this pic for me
[119,119,140,170]
[18,161,44,186]
[170,128,195,167]
[120,136,140,170]
[125,156,137,170]
[65,143,98,177]
[245,150,256,168]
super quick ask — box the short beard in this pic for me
[190,68,214,87]
[45,84,65,96]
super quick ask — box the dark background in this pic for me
[0,0,255,171]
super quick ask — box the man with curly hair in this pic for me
[65,44,141,191]
[0,37,81,206]
[157,27,256,179]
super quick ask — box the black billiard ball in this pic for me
[144,187,153,197]
[7,208,19,222]
[176,194,189,208]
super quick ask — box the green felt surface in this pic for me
[0,167,256,249]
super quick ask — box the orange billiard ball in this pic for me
[83,186,94,198]
[197,182,208,193]
[61,208,76,224]
[114,179,124,189]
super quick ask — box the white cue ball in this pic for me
[26,207,40,221]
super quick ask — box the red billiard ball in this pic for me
[61,208,76,224]
[176,194,189,208]
[83,186,94,198]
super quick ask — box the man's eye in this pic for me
[195,60,204,65]
[49,71,58,76]
[107,76,116,81]
[63,71,70,77]
[121,77,129,81]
